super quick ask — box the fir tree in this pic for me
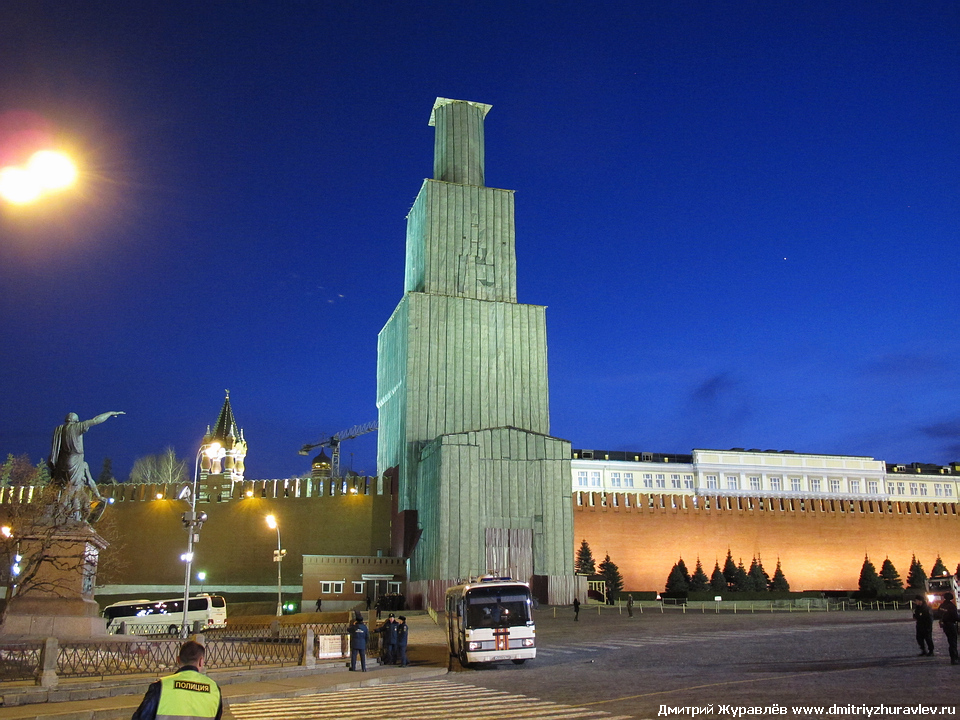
[748,557,770,592]
[770,559,790,591]
[956,563,960,578]
[98,457,116,484]
[709,562,726,594]
[878,558,903,590]
[906,555,927,589]
[931,556,949,579]
[598,554,624,603]
[858,555,885,597]
[676,558,691,585]
[722,549,738,590]
[575,539,596,576]
[689,558,710,592]
[665,561,690,593]
[733,559,751,592]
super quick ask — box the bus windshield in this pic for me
[464,586,531,628]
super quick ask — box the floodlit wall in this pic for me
[0,478,394,601]
[573,490,960,592]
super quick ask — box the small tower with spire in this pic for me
[201,390,247,483]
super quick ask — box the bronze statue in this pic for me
[48,411,124,522]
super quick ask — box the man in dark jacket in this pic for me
[396,616,409,667]
[913,596,934,656]
[132,640,222,720]
[349,615,369,671]
[374,614,398,665]
[938,592,959,665]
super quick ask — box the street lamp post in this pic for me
[180,442,221,637]
[265,515,285,616]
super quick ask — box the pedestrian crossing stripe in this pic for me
[228,679,633,720]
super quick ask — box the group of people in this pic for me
[348,613,409,672]
[913,592,960,664]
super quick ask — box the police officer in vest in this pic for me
[132,640,222,720]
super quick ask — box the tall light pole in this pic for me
[265,515,285,616]
[180,442,222,637]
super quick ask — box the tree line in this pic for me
[664,550,790,594]
[1,447,187,487]
[857,554,958,597]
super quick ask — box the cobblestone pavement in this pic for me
[443,607,960,719]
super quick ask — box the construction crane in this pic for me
[298,421,378,478]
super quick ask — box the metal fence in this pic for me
[0,642,44,682]
[0,622,356,685]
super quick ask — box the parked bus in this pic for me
[926,574,960,615]
[102,594,227,635]
[445,576,536,667]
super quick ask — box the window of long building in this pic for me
[791,477,802,492]
[868,480,879,494]
[810,478,822,492]
[610,472,621,487]
[850,479,860,493]
[919,483,928,496]
[655,474,665,489]
[683,475,694,489]
[577,471,588,487]
[770,477,782,491]
[726,476,739,490]
[624,473,635,488]
[643,473,653,488]
[590,472,601,487]
[749,476,761,491]
[671,474,681,489]
[829,479,841,493]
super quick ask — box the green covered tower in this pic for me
[377,98,574,608]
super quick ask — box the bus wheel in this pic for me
[512,659,526,665]
[167,625,179,636]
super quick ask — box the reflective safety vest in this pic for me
[156,668,221,720]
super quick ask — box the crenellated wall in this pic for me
[573,491,960,592]
[1,477,394,601]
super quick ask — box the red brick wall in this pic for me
[573,492,960,591]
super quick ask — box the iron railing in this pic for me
[0,642,44,682]
[57,639,180,679]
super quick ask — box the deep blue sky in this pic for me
[1,1,957,480]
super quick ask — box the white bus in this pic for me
[102,595,227,635]
[445,576,536,667]
[926,574,960,615]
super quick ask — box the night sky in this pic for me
[1,2,957,481]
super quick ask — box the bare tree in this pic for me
[0,486,94,623]
[128,447,187,485]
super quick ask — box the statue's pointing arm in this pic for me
[89,411,125,426]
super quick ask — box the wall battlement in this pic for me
[575,491,960,519]
[574,491,960,592]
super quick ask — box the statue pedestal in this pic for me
[1,523,109,638]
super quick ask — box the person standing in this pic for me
[131,640,222,720]
[938,592,959,665]
[573,598,580,621]
[626,594,634,618]
[315,598,322,613]
[396,615,409,667]
[913,596,934,656]
[349,615,369,671]
[375,614,398,665]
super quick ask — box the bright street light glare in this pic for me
[0,166,42,204]
[27,150,77,190]
[265,515,277,529]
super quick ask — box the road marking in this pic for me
[228,679,634,720]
